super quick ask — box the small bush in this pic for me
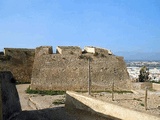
[52,99,65,105]
[140,103,144,107]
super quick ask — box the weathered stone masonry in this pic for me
[31,46,130,91]
[0,48,35,83]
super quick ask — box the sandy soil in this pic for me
[16,84,160,119]
[88,90,160,116]
[16,84,110,120]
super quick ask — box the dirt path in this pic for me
[16,84,33,110]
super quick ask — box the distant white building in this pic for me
[127,67,160,82]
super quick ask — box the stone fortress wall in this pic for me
[31,46,130,91]
[0,48,35,83]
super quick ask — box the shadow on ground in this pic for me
[11,106,115,120]
[11,107,74,120]
[0,71,117,120]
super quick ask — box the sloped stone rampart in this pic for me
[0,48,35,82]
[31,46,130,91]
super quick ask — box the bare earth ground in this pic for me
[16,84,66,111]
[87,90,160,116]
[16,84,160,119]
[16,84,110,120]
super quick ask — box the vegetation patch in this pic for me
[113,90,133,94]
[150,81,160,84]
[76,90,133,94]
[133,98,142,101]
[140,103,144,107]
[52,99,65,105]
[16,81,31,84]
[78,55,92,60]
[26,86,66,95]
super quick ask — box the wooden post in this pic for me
[88,59,91,95]
[112,81,114,101]
[145,87,148,110]
[112,68,116,101]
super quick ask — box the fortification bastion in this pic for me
[0,48,35,83]
[31,46,130,91]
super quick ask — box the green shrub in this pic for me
[140,103,144,107]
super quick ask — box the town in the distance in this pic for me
[127,60,160,82]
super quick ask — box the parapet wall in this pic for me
[56,46,82,55]
[65,91,160,120]
[31,46,130,91]
[84,46,112,55]
[0,48,35,83]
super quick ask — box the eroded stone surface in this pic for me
[0,48,35,83]
[31,46,130,91]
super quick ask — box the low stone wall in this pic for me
[132,82,160,91]
[132,82,152,90]
[152,83,160,91]
[65,91,160,120]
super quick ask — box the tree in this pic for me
[139,66,149,82]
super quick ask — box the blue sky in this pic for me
[0,0,160,57]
